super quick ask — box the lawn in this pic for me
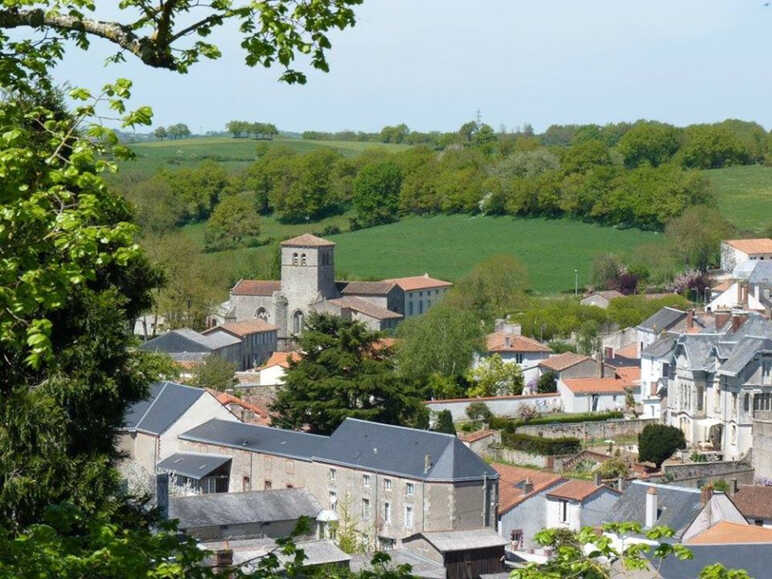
[118,136,409,180]
[188,214,665,295]
[703,165,772,234]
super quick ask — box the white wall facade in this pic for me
[557,381,625,414]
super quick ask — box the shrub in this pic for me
[433,410,456,435]
[466,402,493,424]
[537,371,558,393]
[502,432,581,456]
[638,424,686,469]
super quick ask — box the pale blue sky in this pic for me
[54,1,771,133]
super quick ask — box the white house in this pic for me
[480,325,552,384]
[640,335,676,419]
[557,376,629,413]
[255,351,301,386]
[720,238,772,274]
[544,479,620,532]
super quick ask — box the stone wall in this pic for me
[425,393,562,422]
[488,446,553,469]
[516,418,657,442]
[661,460,755,489]
[752,416,772,483]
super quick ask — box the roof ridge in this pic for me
[134,381,168,429]
[340,417,458,439]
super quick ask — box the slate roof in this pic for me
[139,328,240,354]
[341,281,397,296]
[657,544,772,579]
[637,307,686,332]
[538,352,591,371]
[327,296,403,320]
[608,481,702,538]
[719,337,772,376]
[486,332,552,353]
[732,485,772,520]
[412,529,507,552]
[169,488,321,529]
[157,452,231,480]
[351,550,445,579]
[179,417,498,483]
[280,233,335,247]
[675,334,720,372]
[642,335,676,358]
[748,261,772,285]
[231,279,281,296]
[384,275,453,291]
[123,381,206,435]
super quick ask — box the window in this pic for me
[591,394,599,412]
[384,478,392,491]
[264,480,272,489]
[363,474,370,488]
[293,310,304,334]
[755,519,764,526]
[243,476,251,491]
[515,353,524,364]
[292,252,298,265]
[744,393,750,413]
[697,386,704,412]
[559,500,568,523]
[329,490,337,509]
[256,307,268,321]
[384,502,391,524]
[362,498,370,519]
[300,253,307,266]
[408,302,413,316]
[329,468,336,482]
[404,505,414,528]
[418,301,423,314]
[510,529,524,550]
[406,482,415,496]
[764,360,772,384]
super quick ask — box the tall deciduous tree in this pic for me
[353,161,402,228]
[271,314,427,435]
[204,193,261,251]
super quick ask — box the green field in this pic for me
[187,214,665,294]
[704,165,772,234]
[119,136,409,180]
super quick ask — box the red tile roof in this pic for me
[546,479,616,502]
[327,296,402,320]
[486,332,552,353]
[231,279,280,296]
[260,351,301,370]
[724,238,772,255]
[616,343,639,359]
[687,521,772,545]
[280,233,335,247]
[732,485,772,520]
[492,463,564,514]
[384,274,453,291]
[614,366,641,388]
[203,319,278,337]
[458,429,496,443]
[561,377,628,394]
[210,391,271,425]
[539,352,591,371]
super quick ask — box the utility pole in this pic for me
[574,269,579,297]
[476,108,482,125]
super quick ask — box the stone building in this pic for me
[720,238,772,273]
[176,417,499,550]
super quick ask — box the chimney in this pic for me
[645,487,658,528]
[731,478,739,495]
[737,282,743,306]
[424,454,432,474]
[156,473,169,520]
[522,478,534,494]
[731,312,748,333]
[701,485,713,507]
[715,311,730,330]
[593,471,602,486]
[215,549,233,575]
[617,477,624,492]
[686,309,694,330]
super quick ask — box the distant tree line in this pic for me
[226,120,279,139]
[153,123,191,140]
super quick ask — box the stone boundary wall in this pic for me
[516,418,657,441]
[488,446,553,469]
[425,393,562,421]
[662,461,755,489]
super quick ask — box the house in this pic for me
[202,319,278,369]
[708,260,771,313]
[640,335,676,419]
[203,538,350,575]
[557,376,629,413]
[720,238,772,273]
[493,464,565,551]
[635,307,689,356]
[138,328,244,370]
[581,290,624,309]
[340,280,404,315]
[117,382,239,493]
[157,452,232,496]
[480,323,552,384]
[657,543,772,579]
[255,350,301,386]
[177,417,499,549]
[400,529,507,579]
[731,485,772,527]
[543,479,620,532]
[168,487,321,541]
[538,352,614,381]
[210,390,271,426]
[384,274,453,318]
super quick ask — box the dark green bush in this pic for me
[502,432,581,455]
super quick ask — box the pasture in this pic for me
[704,165,772,234]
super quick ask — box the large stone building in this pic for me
[212,233,451,348]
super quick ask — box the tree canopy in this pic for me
[638,424,686,469]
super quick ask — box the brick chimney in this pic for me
[731,312,748,333]
[701,485,713,507]
[215,549,233,576]
[715,311,730,330]
[424,453,432,474]
[505,335,511,348]
[593,471,602,486]
[645,486,658,528]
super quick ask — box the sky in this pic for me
[53,1,772,134]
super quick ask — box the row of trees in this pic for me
[153,123,192,139]
[226,120,279,139]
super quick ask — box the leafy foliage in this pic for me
[433,410,456,435]
[466,354,524,397]
[537,370,558,393]
[465,402,494,424]
[204,193,261,251]
[353,161,403,228]
[501,433,581,456]
[190,355,237,390]
[638,424,686,469]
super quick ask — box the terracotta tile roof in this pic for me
[280,233,335,247]
[539,352,591,371]
[384,274,453,291]
[492,463,564,514]
[260,351,301,370]
[341,281,397,296]
[458,429,495,443]
[327,296,402,320]
[687,521,772,545]
[546,479,615,502]
[486,332,552,353]
[616,343,639,359]
[724,238,772,255]
[209,390,271,425]
[203,319,278,337]
[561,377,628,394]
[732,486,772,520]
[614,366,641,388]
[231,279,280,296]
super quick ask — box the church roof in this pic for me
[280,233,335,247]
[327,296,403,320]
[231,280,280,296]
[341,281,397,296]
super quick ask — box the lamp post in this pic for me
[574,269,579,297]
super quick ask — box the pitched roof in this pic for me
[546,479,617,502]
[492,463,564,514]
[676,334,721,372]
[458,429,496,443]
[280,233,335,247]
[561,377,628,394]
[122,381,207,435]
[486,332,552,353]
[138,328,220,354]
[686,521,772,545]
[724,238,772,254]
[412,529,508,552]
[340,281,397,296]
[719,336,772,377]
[203,319,278,337]
[211,391,271,425]
[169,488,321,529]
[637,307,686,332]
[732,485,772,520]
[231,279,280,296]
[327,296,403,320]
[748,261,772,285]
[657,543,772,579]
[260,350,301,370]
[642,335,676,358]
[615,366,641,388]
[616,343,640,359]
[157,452,231,480]
[608,481,702,538]
[384,274,453,291]
[539,352,591,371]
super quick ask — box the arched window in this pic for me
[293,310,304,334]
[301,253,307,266]
[256,307,268,321]
[292,253,298,266]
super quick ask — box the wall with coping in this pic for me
[516,418,657,441]
[425,394,561,422]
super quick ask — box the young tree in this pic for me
[191,355,237,390]
[576,319,602,357]
[353,161,403,228]
[433,410,457,435]
[204,193,261,251]
[638,424,687,469]
[466,354,524,397]
[665,205,734,272]
[465,402,494,424]
[537,370,558,393]
[271,314,427,435]
[153,125,167,139]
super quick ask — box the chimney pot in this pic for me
[424,453,432,473]
[645,486,658,528]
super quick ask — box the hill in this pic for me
[704,165,772,234]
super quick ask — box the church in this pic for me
[211,233,452,349]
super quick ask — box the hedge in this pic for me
[490,410,624,433]
[501,432,581,456]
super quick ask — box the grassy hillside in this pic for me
[119,136,409,180]
[187,214,665,294]
[704,165,772,234]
